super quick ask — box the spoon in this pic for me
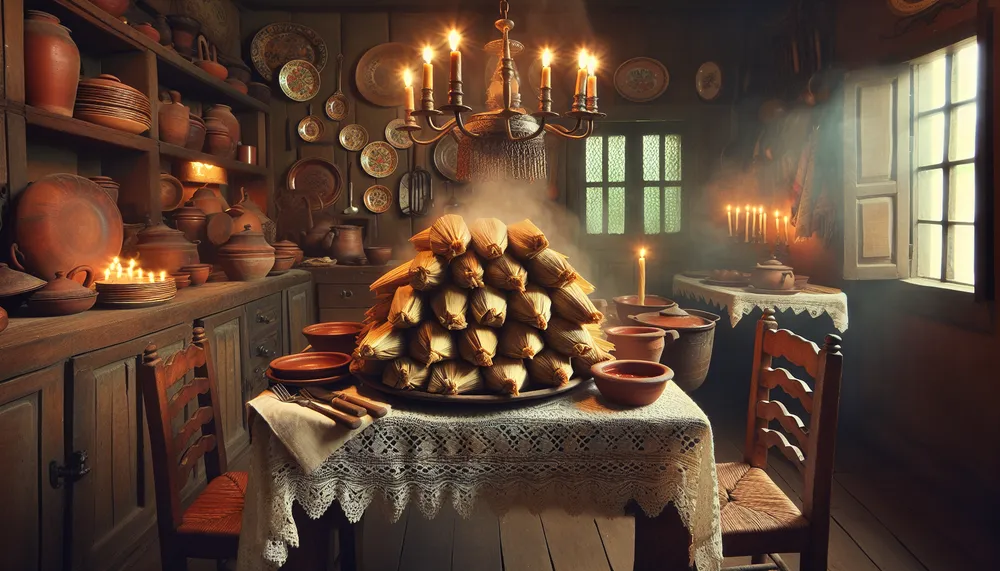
[344,182,360,215]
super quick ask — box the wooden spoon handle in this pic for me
[327,396,367,417]
[301,399,363,429]
[336,392,389,418]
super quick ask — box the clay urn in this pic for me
[612,294,677,325]
[591,360,675,407]
[205,126,231,158]
[158,90,190,146]
[191,186,226,215]
[205,104,240,157]
[134,223,201,273]
[605,326,678,363]
[167,15,200,58]
[749,258,796,291]
[226,204,262,234]
[273,240,305,266]
[631,307,720,393]
[132,22,160,43]
[26,265,98,317]
[91,0,129,18]
[24,11,81,118]
[0,262,47,312]
[194,36,228,81]
[153,15,172,47]
[186,114,206,150]
[171,200,207,243]
[217,225,275,281]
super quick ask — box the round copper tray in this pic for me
[285,157,343,208]
[360,375,590,404]
[269,351,351,379]
[251,22,329,82]
[355,43,416,107]
[266,369,350,386]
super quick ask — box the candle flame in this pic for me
[774,209,779,217]
[403,69,413,87]
[727,204,732,212]
[736,206,741,213]
[578,49,588,70]
[138,268,143,280]
[744,204,750,211]
[422,45,433,64]
[159,271,166,282]
[448,30,460,51]
[542,48,552,68]
[783,216,789,222]
[104,268,111,281]
[587,56,597,76]
[149,273,154,283]
[639,248,646,258]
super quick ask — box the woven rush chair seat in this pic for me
[717,462,809,556]
[177,470,248,554]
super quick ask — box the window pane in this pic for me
[916,169,943,221]
[642,135,660,182]
[608,136,626,183]
[664,135,682,181]
[949,163,975,223]
[916,223,943,279]
[947,224,975,285]
[585,137,603,183]
[916,55,946,112]
[916,112,945,166]
[949,103,976,161]
[608,186,625,234]
[585,186,603,234]
[643,186,661,234]
[952,42,979,103]
[664,186,682,233]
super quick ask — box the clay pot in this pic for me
[171,200,207,243]
[226,205,261,234]
[153,15,172,47]
[302,322,363,353]
[195,36,228,81]
[180,264,211,286]
[121,222,146,258]
[591,360,675,407]
[300,222,333,257]
[170,272,191,289]
[91,0,129,18]
[158,90,190,146]
[605,326,678,363]
[0,307,8,335]
[205,104,240,157]
[134,223,201,273]
[186,114,206,150]
[133,23,160,43]
[269,255,295,275]
[24,11,81,118]
[749,258,796,291]
[205,127,231,157]
[612,295,677,325]
[273,240,304,266]
[225,78,248,94]
[168,16,200,58]
[0,263,47,312]
[326,225,365,263]
[631,308,719,393]
[191,186,226,215]
[217,225,275,281]
[26,265,98,316]
[204,212,235,247]
[364,246,393,266]
[247,82,270,103]
[225,60,252,84]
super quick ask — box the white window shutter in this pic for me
[843,67,912,280]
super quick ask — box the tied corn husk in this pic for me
[409,227,432,251]
[351,356,388,376]
[382,357,431,390]
[484,254,528,292]
[527,249,595,294]
[507,219,549,260]
[357,322,406,360]
[469,285,507,328]
[370,262,412,294]
[483,357,529,396]
[527,349,574,387]
[550,283,604,325]
[508,284,552,330]
[409,321,457,365]
[427,361,484,395]
[451,251,485,289]
[410,251,447,291]
[469,218,508,260]
[431,284,469,331]
[499,321,545,359]
[459,324,499,367]
[572,343,616,377]
[429,214,472,260]
[544,317,596,357]
[388,286,424,328]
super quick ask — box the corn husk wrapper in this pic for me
[370,262,412,294]
[431,284,469,330]
[387,286,424,328]
[527,349,574,387]
[365,294,392,323]
[351,357,387,376]
[527,249,594,294]
[484,254,528,292]
[409,251,447,291]
[451,251,485,289]
[469,217,507,260]
[507,219,549,260]
[584,323,616,353]
[499,321,545,359]
[427,360,484,395]
[544,317,597,357]
[409,227,432,251]
[459,324,499,367]
[409,321,457,365]
[550,283,604,325]
[382,357,431,390]
[483,357,529,396]
[429,214,471,260]
[469,285,507,328]
[572,343,616,377]
[357,321,406,360]
[508,284,552,330]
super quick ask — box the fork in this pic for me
[272,384,363,429]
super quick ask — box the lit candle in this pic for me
[541,48,552,89]
[138,268,143,281]
[159,270,166,283]
[735,206,741,233]
[744,204,750,242]
[116,264,122,280]
[422,45,434,92]
[403,69,415,113]
[774,210,780,239]
[638,248,646,306]
[575,50,588,96]
[762,209,767,242]
[586,56,598,100]
[726,205,732,237]
[148,273,154,283]
[104,268,111,282]
[783,216,790,242]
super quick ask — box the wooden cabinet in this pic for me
[197,308,250,465]
[308,265,389,323]
[0,364,65,571]
[284,280,316,354]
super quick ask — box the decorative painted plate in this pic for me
[339,124,368,152]
[363,184,393,214]
[251,22,328,82]
[695,61,722,101]
[887,0,940,16]
[356,43,417,107]
[278,59,320,102]
[325,93,347,121]
[614,57,669,103]
[433,134,460,182]
[360,141,398,178]
[384,119,412,149]
[297,113,324,142]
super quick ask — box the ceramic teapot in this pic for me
[749,258,796,290]
[26,265,98,316]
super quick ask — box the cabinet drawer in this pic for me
[319,308,368,323]
[246,293,282,340]
[318,284,377,308]
[246,330,281,401]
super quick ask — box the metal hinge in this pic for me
[50,450,91,488]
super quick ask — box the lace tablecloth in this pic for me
[672,275,849,331]
[237,382,723,571]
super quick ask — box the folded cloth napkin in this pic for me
[247,385,390,474]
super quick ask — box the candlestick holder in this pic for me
[537,86,554,115]
[446,78,466,108]
[420,87,436,112]
[585,95,599,113]
[571,93,587,114]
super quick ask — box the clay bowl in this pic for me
[364,246,393,266]
[268,352,351,380]
[170,272,192,289]
[218,254,274,281]
[605,326,676,363]
[794,275,810,289]
[302,322,363,354]
[180,264,211,286]
[269,255,296,276]
[591,360,674,407]
[613,295,677,325]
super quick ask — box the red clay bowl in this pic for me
[302,321,364,353]
[605,326,676,363]
[180,264,212,286]
[268,351,351,380]
[612,295,677,325]
[591,360,674,406]
[364,246,393,266]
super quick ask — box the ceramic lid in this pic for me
[29,271,97,301]
[755,258,793,272]
[219,225,276,257]
[0,263,47,297]
[272,240,303,251]
[632,308,715,331]
[136,223,194,246]
[171,201,206,222]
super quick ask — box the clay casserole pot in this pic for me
[0,263,47,311]
[631,308,719,393]
[749,258,796,290]
[26,265,98,316]
[591,360,674,407]
[302,322,363,353]
[217,225,275,281]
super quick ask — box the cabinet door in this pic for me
[0,364,65,571]
[69,324,191,571]
[284,281,315,354]
[197,308,249,464]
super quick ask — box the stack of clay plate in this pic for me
[75,74,152,135]
[95,279,177,309]
[88,176,120,203]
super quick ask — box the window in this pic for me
[585,135,626,234]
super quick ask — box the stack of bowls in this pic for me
[95,279,177,308]
[88,176,120,203]
[75,74,151,134]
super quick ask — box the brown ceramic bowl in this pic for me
[605,326,676,363]
[269,255,296,275]
[170,272,191,289]
[794,275,810,288]
[612,295,677,325]
[591,360,674,407]
[180,264,212,286]
[268,352,351,380]
[302,322,364,353]
[364,246,393,266]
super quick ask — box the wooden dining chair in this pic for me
[139,326,247,571]
[719,309,843,571]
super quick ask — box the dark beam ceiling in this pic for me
[235,0,757,15]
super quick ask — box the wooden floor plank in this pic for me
[499,508,553,571]
[452,508,503,571]
[594,516,634,571]
[361,509,409,571]
[398,508,456,571]
[539,510,611,571]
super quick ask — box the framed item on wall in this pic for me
[695,62,722,101]
[886,0,940,15]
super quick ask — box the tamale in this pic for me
[506,219,549,260]
[483,357,529,396]
[429,214,472,259]
[528,249,577,288]
[431,284,469,330]
[427,361,484,395]
[451,251,485,289]
[409,227,432,251]
[498,321,545,359]
[469,285,507,328]
[526,349,574,387]
[544,317,595,357]
[571,342,616,377]
[508,284,552,330]
[351,356,388,376]
[550,283,604,325]
[369,262,412,294]
[409,251,447,291]
[409,321,457,365]
[365,294,392,323]
[357,321,406,360]
[388,286,424,328]
[458,324,499,367]
[382,357,431,390]
[469,217,508,260]
[484,254,528,292]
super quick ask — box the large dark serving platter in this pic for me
[359,375,590,405]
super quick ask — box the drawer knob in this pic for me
[256,312,276,324]
[256,345,276,358]
[341,289,353,298]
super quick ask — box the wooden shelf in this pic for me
[25,106,156,152]
[159,142,269,176]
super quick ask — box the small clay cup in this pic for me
[180,264,211,286]
[364,246,393,266]
[170,272,191,289]
[605,326,678,363]
[269,255,295,275]
[591,360,674,407]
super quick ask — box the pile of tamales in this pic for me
[354,214,614,397]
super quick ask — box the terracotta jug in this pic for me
[205,104,240,157]
[167,15,200,57]
[158,90,190,146]
[195,36,228,81]
[24,11,80,117]
[325,225,365,263]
